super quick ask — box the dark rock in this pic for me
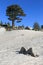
[27,48,35,57]
[18,47,39,57]
[19,47,26,54]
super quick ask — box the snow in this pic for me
[0,27,6,35]
[0,29,43,65]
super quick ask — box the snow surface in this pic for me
[0,29,43,65]
[0,27,6,35]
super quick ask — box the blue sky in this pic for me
[0,0,43,27]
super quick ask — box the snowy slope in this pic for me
[0,30,43,65]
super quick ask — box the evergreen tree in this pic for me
[6,5,26,29]
[33,22,40,31]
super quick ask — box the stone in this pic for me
[19,47,26,54]
[27,48,35,57]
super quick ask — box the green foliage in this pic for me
[6,4,26,29]
[33,22,40,31]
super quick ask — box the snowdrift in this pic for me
[0,30,43,65]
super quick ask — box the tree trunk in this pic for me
[12,20,14,29]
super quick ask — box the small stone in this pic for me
[19,47,26,54]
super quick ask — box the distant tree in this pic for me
[0,21,3,26]
[7,22,10,28]
[25,26,30,30]
[33,22,40,31]
[6,22,11,31]
[6,5,26,29]
[41,25,43,29]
